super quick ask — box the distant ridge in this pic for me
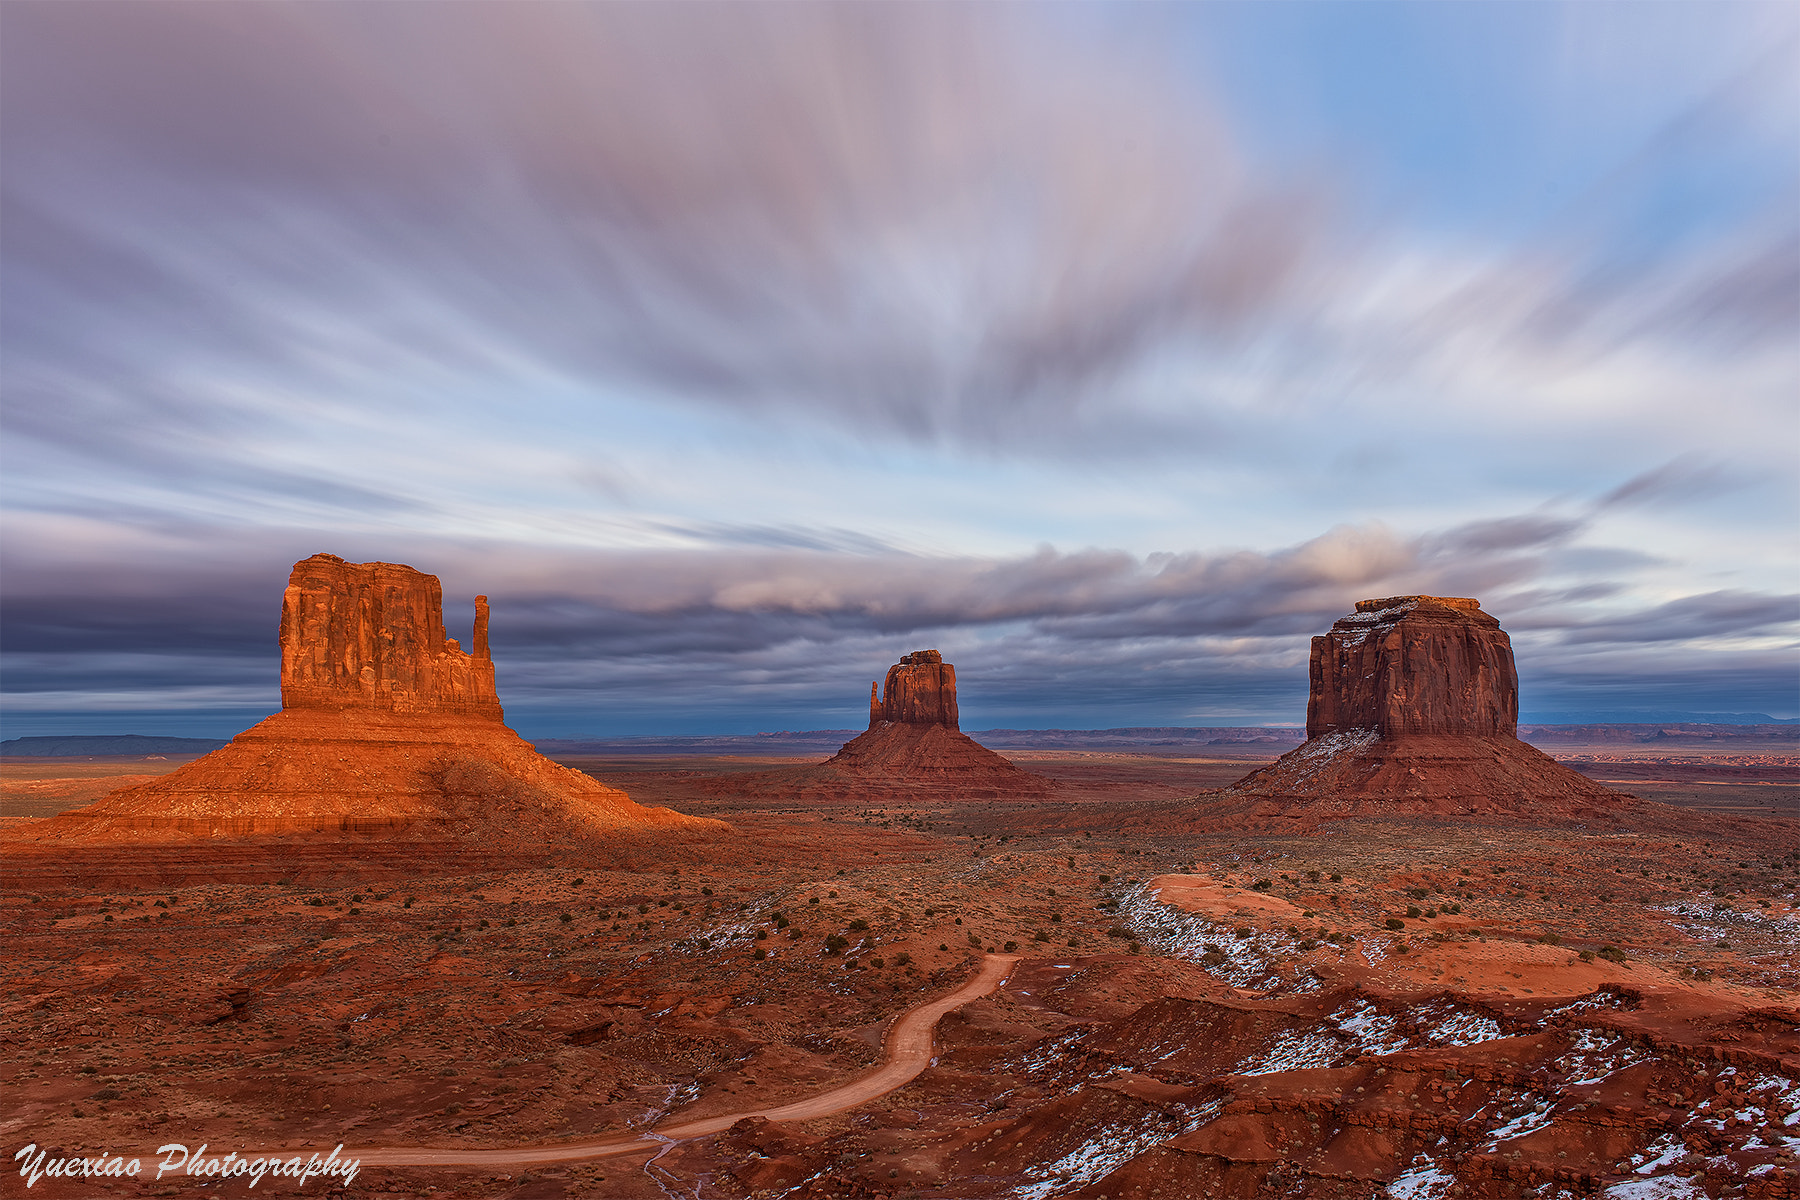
[1,735,231,757]
[1520,712,1797,724]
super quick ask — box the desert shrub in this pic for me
[1252,879,1272,891]
[1597,946,1626,963]
[1386,918,1405,930]
[1234,925,1253,938]
[824,934,849,954]
[1129,943,1141,955]
[570,877,584,886]
[1578,949,1594,961]
[1098,874,1111,884]
[1408,888,1428,900]
[1329,873,1342,882]
[1406,906,1422,918]
[1002,941,1017,953]
[828,890,839,898]
[1201,949,1227,966]
[848,918,870,931]
[1033,930,1051,942]
[754,929,767,940]
[775,914,790,928]
[808,897,820,905]
[753,947,767,960]
[967,931,982,947]
[1391,942,1410,955]
[504,917,516,927]
[1539,932,1561,945]
[701,886,713,895]
[1107,925,1134,939]
[559,913,572,924]
[1306,870,1321,882]
[637,903,649,915]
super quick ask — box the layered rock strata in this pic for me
[715,650,1051,800]
[1220,597,1629,820]
[17,555,717,841]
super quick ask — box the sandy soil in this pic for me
[1,741,1794,1198]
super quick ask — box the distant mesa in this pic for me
[1218,596,1632,821]
[713,650,1053,800]
[12,554,718,842]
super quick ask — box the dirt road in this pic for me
[351,953,1020,1169]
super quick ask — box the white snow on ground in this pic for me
[1017,1030,1089,1073]
[1014,1098,1224,1200]
[1553,1025,1650,1085]
[1419,1007,1503,1046]
[1629,1133,1685,1174]
[1602,1176,1708,1198]
[1384,1164,1457,1199]
[1544,991,1634,1018]
[1334,1000,1410,1056]
[1235,1028,1344,1076]
[1119,884,1292,989]
[1478,1102,1554,1147]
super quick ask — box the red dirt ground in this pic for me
[1,740,1794,1198]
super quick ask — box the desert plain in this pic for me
[2,728,1795,1200]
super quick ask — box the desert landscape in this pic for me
[2,570,1794,1200]
[5,5,1797,1199]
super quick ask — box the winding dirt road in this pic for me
[351,953,1020,1169]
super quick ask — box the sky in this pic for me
[3,1,1797,739]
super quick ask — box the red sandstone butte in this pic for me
[717,650,1051,800]
[1219,596,1630,820]
[15,554,718,841]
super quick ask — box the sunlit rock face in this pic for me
[12,555,720,841]
[869,649,960,729]
[1306,596,1518,739]
[280,553,501,720]
[1220,597,1629,821]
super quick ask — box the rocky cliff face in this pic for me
[870,650,959,729]
[1221,596,1628,821]
[279,553,501,720]
[1306,596,1517,739]
[720,649,1048,799]
[19,554,721,841]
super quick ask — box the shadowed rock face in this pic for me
[280,554,500,720]
[715,649,1048,799]
[1222,597,1629,821]
[1307,596,1517,739]
[870,649,959,729]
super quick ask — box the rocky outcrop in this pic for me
[1307,596,1517,738]
[712,650,1050,800]
[279,554,500,719]
[11,555,719,842]
[870,650,959,728]
[1219,597,1630,821]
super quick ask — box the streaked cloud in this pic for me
[1,3,1794,732]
